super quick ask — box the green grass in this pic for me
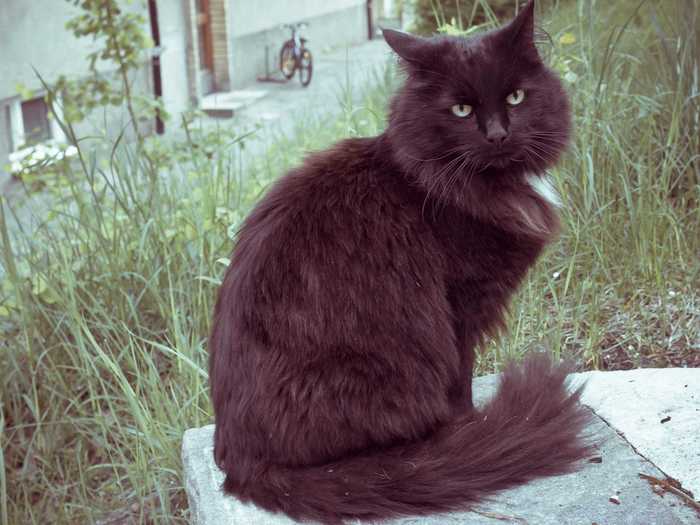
[1,0,698,522]
[482,0,700,372]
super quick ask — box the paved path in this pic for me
[236,38,392,128]
[192,38,394,168]
[183,368,700,524]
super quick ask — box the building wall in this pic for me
[226,2,368,88]
[228,0,366,37]
[0,0,192,131]
[0,0,193,181]
[0,1,97,98]
[157,0,196,116]
[0,0,370,181]
[0,0,155,98]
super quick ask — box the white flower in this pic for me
[564,71,578,84]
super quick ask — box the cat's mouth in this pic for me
[479,152,523,170]
[485,157,512,168]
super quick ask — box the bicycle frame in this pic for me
[285,23,306,62]
[277,22,312,87]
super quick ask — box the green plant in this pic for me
[408,0,513,34]
[478,0,699,371]
[53,0,166,143]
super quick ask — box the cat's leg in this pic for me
[277,352,455,465]
[447,318,476,412]
[446,285,477,411]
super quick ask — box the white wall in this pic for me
[157,0,193,116]
[0,0,198,180]
[229,0,366,37]
[0,0,148,99]
[0,1,193,132]
[225,1,368,88]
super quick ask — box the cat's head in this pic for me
[384,0,570,214]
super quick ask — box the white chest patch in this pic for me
[526,174,562,208]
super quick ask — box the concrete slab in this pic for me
[182,368,700,524]
[227,39,392,133]
[576,368,700,498]
[200,90,269,118]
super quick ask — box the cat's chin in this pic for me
[473,151,528,172]
[483,158,513,169]
[478,159,530,177]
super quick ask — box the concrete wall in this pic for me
[0,0,195,180]
[157,0,195,116]
[228,0,366,37]
[0,0,370,176]
[227,2,368,88]
[0,0,151,98]
[0,0,192,127]
[0,0,92,98]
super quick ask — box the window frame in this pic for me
[2,92,71,175]
[4,91,67,154]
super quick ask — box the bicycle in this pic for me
[279,22,313,87]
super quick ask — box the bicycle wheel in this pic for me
[279,41,296,79]
[298,48,313,87]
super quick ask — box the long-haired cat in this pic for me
[209,1,592,523]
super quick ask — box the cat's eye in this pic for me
[506,89,525,106]
[451,104,473,118]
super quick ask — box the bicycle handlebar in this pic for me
[280,22,309,30]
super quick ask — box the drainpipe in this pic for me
[148,0,164,134]
[367,0,373,40]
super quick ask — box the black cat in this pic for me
[209,2,592,523]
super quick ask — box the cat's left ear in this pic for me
[498,0,538,58]
[383,29,432,66]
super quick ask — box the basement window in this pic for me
[21,96,53,147]
[4,93,75,175]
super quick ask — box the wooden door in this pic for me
[196,0,214,94]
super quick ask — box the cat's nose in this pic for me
[485,119,509,146]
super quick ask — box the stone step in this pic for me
[200,89,269,119]
[182,368,700,524]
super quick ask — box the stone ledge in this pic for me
[182,369,700,524]
[199,90,269,119]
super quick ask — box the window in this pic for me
[3,93,73,175]
[21,97,52,147]
[4,93,65,152]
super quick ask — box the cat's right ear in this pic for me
[382,29,430,66]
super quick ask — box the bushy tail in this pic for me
[226,354,594,524]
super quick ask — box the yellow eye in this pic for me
[506,89,525,105]
[451,104,473,117]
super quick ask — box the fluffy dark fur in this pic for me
[209,2,592,523]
